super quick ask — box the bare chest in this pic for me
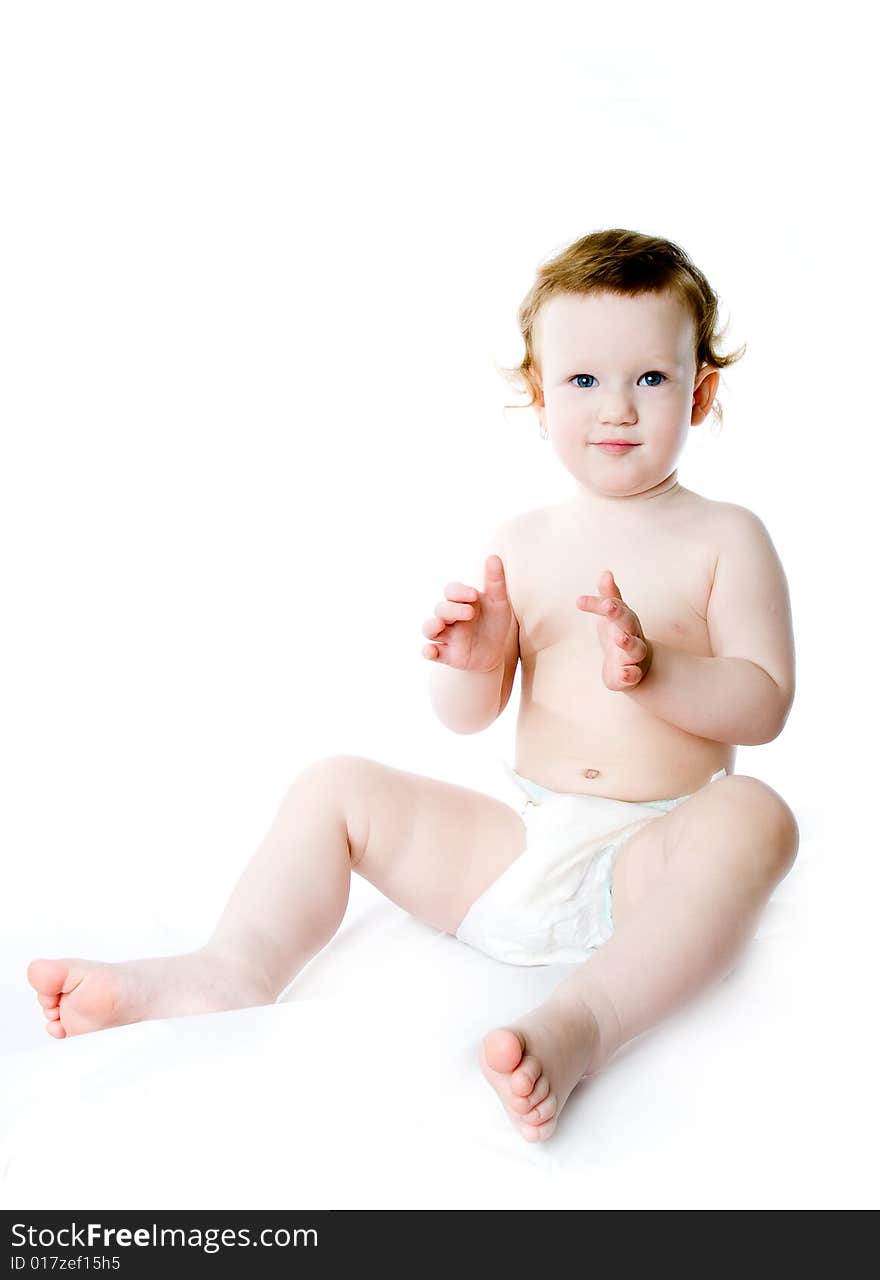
[510,508,716,663]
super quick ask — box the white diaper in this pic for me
[454,761,728,966]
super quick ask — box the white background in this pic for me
[1,1,875,1209]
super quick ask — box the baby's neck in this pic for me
[568,472,682,513]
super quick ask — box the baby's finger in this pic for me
[422,617,447,639]
[599,569,624,599]
[576,594,603,614]
[444,582,478,602]
[618,664,643,685]
[435,600,475,623]
[422,642,448,660]
[615,631,648,660]
[578,593,632,624]
[600,596,634,624]
[483,555,509,601]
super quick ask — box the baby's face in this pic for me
[533,289,718,502]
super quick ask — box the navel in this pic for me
[583,768,600,780]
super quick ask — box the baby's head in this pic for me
[499,228,745,503]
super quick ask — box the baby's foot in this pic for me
[26,947,275,1038]
[479,994,609,1142]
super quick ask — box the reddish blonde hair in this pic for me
[497,228,745,429]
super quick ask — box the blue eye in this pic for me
[570,372,667,388]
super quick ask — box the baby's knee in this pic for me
[720,775,799,874]
[285,754,382,810]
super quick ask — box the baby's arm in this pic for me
[425,525,520,734]
[613,507,794,745]
[428,652,511,734]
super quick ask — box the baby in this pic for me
[28,227,799,1144]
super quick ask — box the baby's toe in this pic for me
[520,1114,558,1143]
[526,1074,552,1110]
[27,958,70,998]
[44,1005,61,1021]
[522,1091,557,1126]
[511,1054,542,1096]
[45,1020,66,1039]
[509,1072,550,1114]
[481,1028,525,1076]
[38,993,60,1010]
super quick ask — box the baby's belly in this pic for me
[513,694,733,803]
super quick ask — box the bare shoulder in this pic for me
[496,502,556,540]
[484,503,556,562]
[672,491,778,552]
[708,496,774,530]
[670,488,756,528]
[703,498,784,563]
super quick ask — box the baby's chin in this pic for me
[573,464,680,503]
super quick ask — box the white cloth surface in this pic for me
[0,773,862,1210]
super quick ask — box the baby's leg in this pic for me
[480,774,799,1141]
[28,755,527,1037]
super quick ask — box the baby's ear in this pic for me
[691,368,720,425]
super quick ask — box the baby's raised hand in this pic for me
[422,555,513,673]
[576,570,653,692]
